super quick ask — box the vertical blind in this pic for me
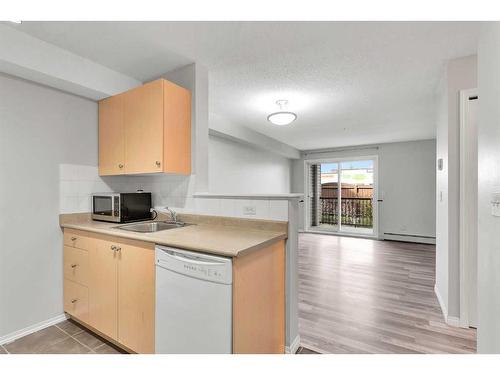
[309,164,321,227]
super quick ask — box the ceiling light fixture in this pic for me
[9,20,22,24]
[267,100,297,126]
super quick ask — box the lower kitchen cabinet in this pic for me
[63,229,155,353]
[117,241,155,354]
[233,240,285,354]
[88,238,119,341]
[62,228,285,354]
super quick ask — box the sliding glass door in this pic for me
[307,158,376,236]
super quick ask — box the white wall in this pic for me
[378,140,436,240]
[0,74,97,337]
[160,63,209,193]
[477,23,500,353]
[435,55,477,321]
[208,135,291,194]
[0,24,142,100]
[291,139,436,241]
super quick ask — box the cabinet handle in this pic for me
[115,247,121,252]
[70,264,78,268]
[155,161,161,167]
[71,237,77,241]
[111,245,116,251]
[71,299,78,304]
[118,164,124,169]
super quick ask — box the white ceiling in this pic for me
[8,21,479,150]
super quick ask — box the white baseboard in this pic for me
[383,233,436,244]
[285,334,301,354]
[304,229,378,240]
[434,284,460,327]
[0,314,67,345]
[434,284,448,319]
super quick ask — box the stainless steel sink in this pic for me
[115,221,189,233]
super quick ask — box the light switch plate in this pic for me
[492,192,500,217]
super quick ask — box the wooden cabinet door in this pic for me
[123,80,164,174]
[233,240,285,353]
[99,94,125,176]
[89,239,119,340]
[118,242,155,354]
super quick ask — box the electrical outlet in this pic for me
[243,205,256,216]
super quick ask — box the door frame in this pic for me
[459,88,478,328]
[303,155,379,239]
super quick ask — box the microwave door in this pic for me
[93,196,113,216]
[92,195,120,222]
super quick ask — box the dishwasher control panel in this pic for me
[182,263,225,280]
[155,246,232,285]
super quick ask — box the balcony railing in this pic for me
[320,197,373,228]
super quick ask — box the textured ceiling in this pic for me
[9,21,479,150]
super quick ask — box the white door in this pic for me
[459,89,478,328]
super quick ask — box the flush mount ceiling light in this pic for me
[267,100,297,126]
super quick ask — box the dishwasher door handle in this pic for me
[159,250,226,266]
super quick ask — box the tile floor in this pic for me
[1,320,127,354]
[1,319,317,354]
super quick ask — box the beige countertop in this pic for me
[60,213,288,258]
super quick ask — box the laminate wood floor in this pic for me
[298,233,476,354]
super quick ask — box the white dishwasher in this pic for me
[155,245,233,354]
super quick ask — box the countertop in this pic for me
[60,213,288,258]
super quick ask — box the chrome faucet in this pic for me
[165,207,178,222]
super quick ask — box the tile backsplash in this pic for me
[59,164,109,213]
[59,164,289,221]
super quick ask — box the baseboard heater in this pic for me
[383,232,436,244]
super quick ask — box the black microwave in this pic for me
[91,192,152,223]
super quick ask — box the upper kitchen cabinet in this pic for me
[123,79,164,174]
[99,93,125,175]
[98,78,192,176]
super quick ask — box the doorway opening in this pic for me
[306,157,377,237]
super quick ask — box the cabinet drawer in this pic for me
[64,246,89,286]
[64,279,89,323]
[64,230,94,251]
